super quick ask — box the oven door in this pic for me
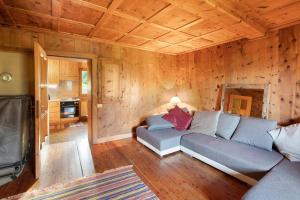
[60,101,79,118]
[61,106,77,118]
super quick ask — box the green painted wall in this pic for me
[0,51,34,95]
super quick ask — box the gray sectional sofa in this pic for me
[136,113,300,200]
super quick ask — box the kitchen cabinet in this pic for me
[59,60,80,80]
[80,99,88,117]
[49,101,60,124]
[48,59,60,85]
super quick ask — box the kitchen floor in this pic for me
[38,121,95,188]
[49,122,88,144]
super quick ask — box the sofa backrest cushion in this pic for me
[269,123,300,161]
[231,117,277,151]
[189,111,221,136]
[216,113,240,140]
[146,115,174,131]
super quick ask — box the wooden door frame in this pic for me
[46,51,98,145]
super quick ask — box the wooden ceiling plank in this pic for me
[7,6,95,28]
[163,0,267,38]
[88,0,126,37]
[178,35,244,54]
[71,0,107,12]
[201,0,267,37]
[176,18,205,32]
[0,0,16,25]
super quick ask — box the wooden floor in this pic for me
[0,135,250,199]
[92,139,250,200]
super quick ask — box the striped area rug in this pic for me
[8,166,158,200]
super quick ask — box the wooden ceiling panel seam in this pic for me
[177,35,245,55]
[71,0,108,12]
[163,0,267,38]
[110,3,191,45]
[201,0,267,36]
[88,0,128,37]
[92,26,175,46]
[110,4,175,40]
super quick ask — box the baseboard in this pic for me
[137,137,181,157]
[94,133,132,144]
[180,146,257,186]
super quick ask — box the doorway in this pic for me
[47,56,90,145]
[31,42,97,189]
[37,56,95,187]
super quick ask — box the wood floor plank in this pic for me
[39,142,83,188]
[92,139,250,200]
[0,137,250,199]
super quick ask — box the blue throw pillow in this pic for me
[146,115,174,130]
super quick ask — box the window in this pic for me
[81,70,88,95]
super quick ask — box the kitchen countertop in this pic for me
[49,98,80,102]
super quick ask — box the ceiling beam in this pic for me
[164,0,267,38]
[51,0,63,31]
[51,0,63,17]
[203,0,267,37]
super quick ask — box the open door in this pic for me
[34,42,49,178]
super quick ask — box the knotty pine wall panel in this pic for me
[177,25,300,124]
[0,27,200,142]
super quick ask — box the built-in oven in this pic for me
[60,101,79,118]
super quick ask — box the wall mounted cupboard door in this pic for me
[101,58,122,103]
[59,60,80,80]
[48,59,60,85]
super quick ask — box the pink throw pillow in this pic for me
[163,113,178,128]
[163,106,192,131]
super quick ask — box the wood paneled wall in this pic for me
[177,24,300,124]
[2,23,300,141]
[0,26,201,143]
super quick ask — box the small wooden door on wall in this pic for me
[228,95,252,116]
[98,58,128,138]
[34,42,49,178]
[100,58,121,103]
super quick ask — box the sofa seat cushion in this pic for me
[242,159,300,200]
[136,126,188,151]
[181,133,283,179]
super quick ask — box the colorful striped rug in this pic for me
[7,166,158,200]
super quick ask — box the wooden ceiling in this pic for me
[1,0,300,54]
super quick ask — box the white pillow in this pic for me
[269,123,300,161]
[189,111,221,136]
